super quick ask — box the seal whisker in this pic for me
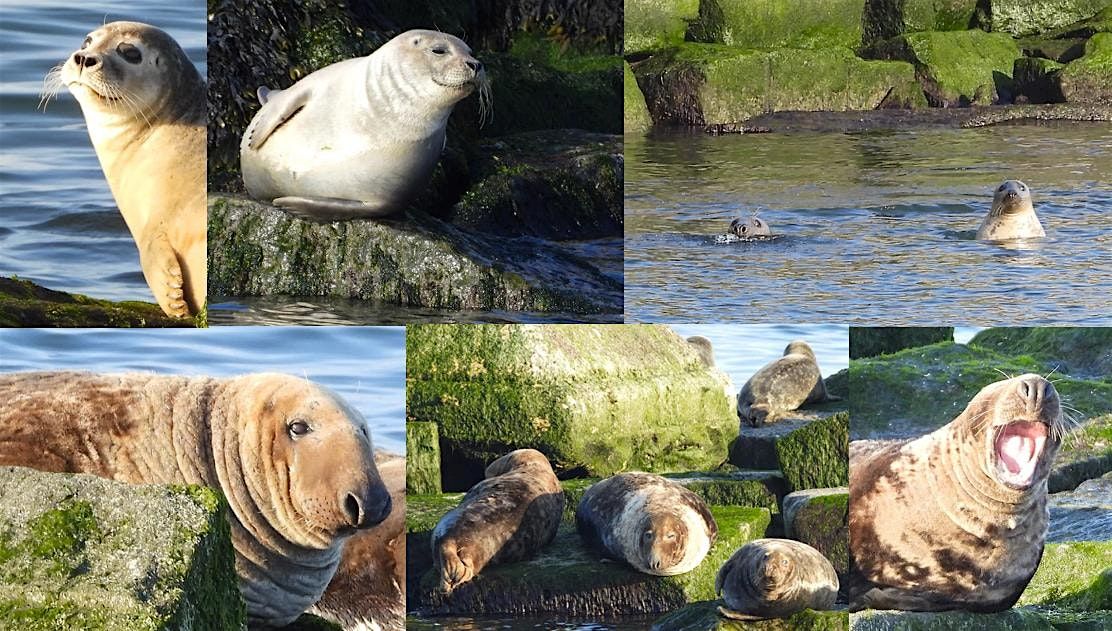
[39,66,66,112]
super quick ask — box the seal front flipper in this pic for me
[273,196,396,222]
[245,85,310,150]
[854,585,963,612]
[139,231,189,317]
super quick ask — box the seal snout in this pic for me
[73,52,100,70]
[342,480,392,530]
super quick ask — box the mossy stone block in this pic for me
[652,599,848,631]
[1019,541,1112,611]
[0,276,196,328]
[862,0,980,48]
[849,327,954,359]
[775,413,849,492]
[849,607,1057,629]
[985,0,1111,37]
[0,466,243,630]
[406,422,442,495]
[1060,33,1112,104]
[688,0,865,50]
[971,327,1112,378]
[625,61,653,133]
[782,489,849,577]
[1014,56,1067,102]
[625,0,701,55]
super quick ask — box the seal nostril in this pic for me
[73,53,98,69]
[466,60,482,73]
[343,493,363,527]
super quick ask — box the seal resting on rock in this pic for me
[240,29,491,221]
[847,374,1063,612]
[0,371,393,627]
[977,180,1045,241]
[687,335,716,368]
[576,472,717,576]
[738,340,837,428]
[431,449,563,592]
[716,538,839,620]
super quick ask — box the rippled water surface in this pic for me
[0,327,404,452]
[626,124,1112,324]
[0,1,205,302]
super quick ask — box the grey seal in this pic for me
[716,538,839,620]
[738,340,837,427]
[977,180,1045,241]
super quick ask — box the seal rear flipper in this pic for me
[139,231,190,318]
[245,85,310,150]
[273,196,397,222]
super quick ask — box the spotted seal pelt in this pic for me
[716,538,839,620]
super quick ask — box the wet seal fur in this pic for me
[977,180,1045,241]
[432,449,563,592]
[716,538,839,620]
[0,371,393,627]
[576,472,718,576]
[687,335,716,368]
[47,22,206,317]
[240,29,490,221]
[738,340,837,428]
[730,216,772,239]
[847,374,1063,612]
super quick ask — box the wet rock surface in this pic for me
[0,276,198,328]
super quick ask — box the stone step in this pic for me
[729,412,849,492]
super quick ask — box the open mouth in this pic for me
[993,421,1048,488]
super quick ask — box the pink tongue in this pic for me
[999,434,1033,473]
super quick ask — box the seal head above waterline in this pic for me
[432,449,563,592]
[576,472,717,576]
[976,180,1045,241]
[847,373,1063,613]
[737,340,836,428]
[0,371,392,626]
[716,538,839,620]
[729,216,772,239]
[50,22,207,317]
[240,29,490,221]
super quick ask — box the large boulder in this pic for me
[849,327,954,359]
[1060,32,1112,103]
[862,0,980,49]
[0,276,197,328]
[625,0,701,55]
[782,488,849,578]
[970,327,1112,378]
[406,422,441,495]
[625,61,653,132]
[729,413,850,492]
[687,0,866,50]
[0,466,242,630]
[981,0,1111,37]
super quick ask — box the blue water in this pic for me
[0,0,206,302]
[0,326,405,453]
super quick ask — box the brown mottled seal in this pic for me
[848,374,1063,612]
[738,340,837,428]
[687,335,716,368]
[46,22,206,317]
[576,472,717,576]
[432,449,563,592]
[716,539,839,620]
[977,180,1045,241]
[729,216,772,239]
[0,371,392,627]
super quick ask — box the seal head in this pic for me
[976,180,1045,241]
[729,216,772,239]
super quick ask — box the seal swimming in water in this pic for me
[240,29,490,221]
[847,373,1063,612]
[576,472,717,576]
[738,340,837,428]
[716,539,839,620]
[0,371,393,627]
[46,22,206,317]
[431,449,563,592]
[976,180,1045,241]
[730,216,772,239]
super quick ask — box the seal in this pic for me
[576,472,717,576]
[0,371,393,627]
[431,449,563,592]
[687,335,716,368]
[46,22,206,317]
[847,374,1063,613]
[737,340,837,428]
[715,538,839,620]
[313,451,406,631]
[240,29,491,221]
[729,216,772,239]
[976,180,1045,241]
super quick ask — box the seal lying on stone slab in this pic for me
[716,538,839,620]
[977,180,1045,241]
[847,373,1063,613]
[431,449,563,592]
[45,22,207,317]
[738,340,838,428]
[240,29,491,222]
[0,371,393,627]
[576,472,717,576]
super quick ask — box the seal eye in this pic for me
[432,47,448,55]
[740,225,748,233]
[117,43,142,64]
[288,419,312,437]
[998,185,1005,192]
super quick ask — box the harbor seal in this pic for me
[432,449,563,592]
[738,340,837,428]
[687,335,716,368]
[729,216,772,239]
[847,374,1063,612]
[240,29,490,221]
[716,539,839,620]
[976,180,1045,241]
[0,371,393,627]
[49,22,206,317]
[576,472,717,576]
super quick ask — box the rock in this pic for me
[406,422,442,495]
[207,195,622,316]
[961,101,1112,125]
[1018,541,1112,611]
[687,0,865,50]
[635,44,923,126]
[864,30,1021,106]
[1048,413,1112,493]
[0,276,198,328]
[971,327,1112,379]
[1060,32,1112,103]
[1018,36,1089,63]
[625,0,701,55]
[407,324,737,489]
[782,489,849,577]
[862,0,980,49]
[1014,56,1067,102]
[1048,472,1112,542]
[728,412,849,487]
[651,599,848,631]
[982,0,1110,38]
[849,327,954,359]
[0,465,243,630]
[850,608,1058,630]
[625,61,653,132]
[282,614,344,631]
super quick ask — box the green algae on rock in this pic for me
[983,0,1111,37]
[782,489,849,577]
[0,276,198,329]
[1019,541,1112,611]
[0,466,243,630]
[862,0,981,49]
[626,61,654,133]
[1014,56,1067,102]
[406,422,442,495]
[625,0,701,55]
[849,327,955,359]
[775,413,849,491]
[1059,32,1112,104]
[849,607,1057,630]
[970,327,1112,379]
[651,599,848,631]
[729,412,848,477]
[687,0,866,50]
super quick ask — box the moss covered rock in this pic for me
[782,489,849,577]
[406,422,442,495]
[0,466,243,630]
[775,413,849,492]
[1048,471,1112,541]
[849,608,1057,630]
[625,61,653,133]
[849,327,954,359]
[970,327,1112,379]
[1020,541,1112,611]
[652,600,848,631]
[983,0,1111,38]
[1014,56,1067,102]
[407,324,737,489]
[1060,32,1112,103]
[687,0,865,50]
[862,0,980,49]
[0,276,197,328]
[1048,413,1112,493]
[625,0,701,55]
[729,412,848,476]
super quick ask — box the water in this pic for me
[626,124,1112,324]
[0,326,405,453]
[0,0,206,302]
